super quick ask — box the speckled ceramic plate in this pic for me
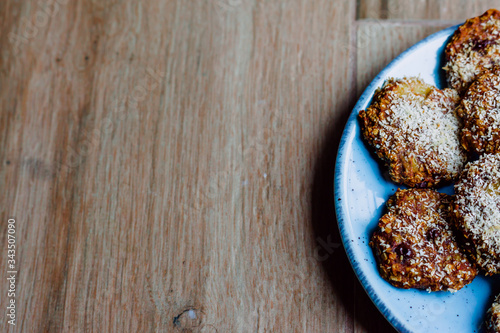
[334,25,496,333]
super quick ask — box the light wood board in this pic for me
[1,0,496,332]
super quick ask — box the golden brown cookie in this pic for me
[456,67,500,155]
[454,153,500,275]
[359,77,465,188]
[444,9,500,94]
[370,189,477,292]
[486,294,500,333]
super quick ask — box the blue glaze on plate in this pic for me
[334,25,496,333]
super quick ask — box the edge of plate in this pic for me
[333,24,459,333]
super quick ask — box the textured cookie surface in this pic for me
[454,153,500,275]
[444,9,500,94]
[359,77,465,187]
[370,189,477,292]
[457,67,500,155]
[486,294,500,333]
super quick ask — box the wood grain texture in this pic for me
[358,0,500,20]
[1,1,494,333]
[0,0,379,332]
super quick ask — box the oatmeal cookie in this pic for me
[370,189,477,291]
[454,153,500,275]
[486,294,500,333]
[456,67,500,155]
[444,9,500,94]
[359,77,466,188]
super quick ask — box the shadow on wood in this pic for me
[309,102,397,333]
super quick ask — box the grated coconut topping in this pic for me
[373,190,476,291]
[378,79,466,176]
[444,16,500,93]
[455,153,500,273]
[487,293,500,332]
[460,69,500,150]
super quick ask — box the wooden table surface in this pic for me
[1,1,498,332]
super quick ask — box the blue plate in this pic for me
[334,25,497,333]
